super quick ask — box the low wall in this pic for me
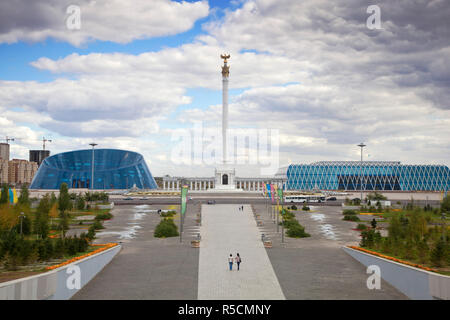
[343,246,450,300]
[0,244,121,300]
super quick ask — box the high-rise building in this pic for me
[8,159,38,185]
[29,150,50,166]
[0,159,8,184]
[0,143,10,161]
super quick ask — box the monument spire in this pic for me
[221,54,230,164]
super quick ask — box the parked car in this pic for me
[326,197,337,201]
[123,197,134,200]
[207,200,216,205]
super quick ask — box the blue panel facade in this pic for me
[30,149,157,190]
[286,161,450,191]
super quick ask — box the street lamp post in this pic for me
[357,143,366,203]
[20,212,25,236]
[89,143,98,190]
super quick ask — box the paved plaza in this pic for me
[72,203,201,300]
[72,199,407,300]
[197,204,285,300]
[253,205,407,299]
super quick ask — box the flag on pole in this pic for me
[274,184,279,210]
[266,183,271,200]
[270,184,275,204]
[12,188,18,204]
[9,188,14,204]
[181,185,188,216]
[277,186,283,204]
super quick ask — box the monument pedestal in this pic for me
[213,166,239,191]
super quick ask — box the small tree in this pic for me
[75,195,85,210]
[371,218,377,229]
[416,238,429,264]
[49,203,59,228]
[0,185,9,204]
[34,194,51,239]
[58,183,71,215]
[430,239,447,267]
[441,195,450,215]
[18,185,30,206]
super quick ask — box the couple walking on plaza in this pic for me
[228,253,242,271]
[238,205,244,211]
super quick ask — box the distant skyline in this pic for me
[0,0,449,177]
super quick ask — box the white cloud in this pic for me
[0,0,209,46]
[1,0,450,176]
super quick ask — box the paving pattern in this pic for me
[72,204,200,300]
[197,204,285,300]
[252,205,408,299]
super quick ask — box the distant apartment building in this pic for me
[0,143,9,161]
[0,143,10,184]
[0,159,8,184]
[29,150,50,166]
[7,159,38,185]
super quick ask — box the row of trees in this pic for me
[1,183,107,270]
[360,208,449,267]
[0,233,90,271]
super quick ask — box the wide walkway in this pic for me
[197,204,285,300]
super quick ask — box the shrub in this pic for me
[54,238,64,258]
[283,210,295,220]
[343,215,360,222]
[283,218,300,229]
[356,223,367,230]
[286,224,310,238]
[161,210,176,217]
[302,204,310,211]
[290,205,297,210]
[430,239,447,267]
[342,209,357,215]
[154,218,179,238]
[87,225,96,240]
[95,212,113,220]
[92,220,104,230]
[371,218,377,229]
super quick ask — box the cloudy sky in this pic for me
[0,0,449,177]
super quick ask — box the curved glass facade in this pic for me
[286,161,450,191]
[30,149,157,190]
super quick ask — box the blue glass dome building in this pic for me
[285,161,450,191]
[30,149,157,190]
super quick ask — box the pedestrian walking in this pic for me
[235,253,242,271]
[228,254,234,271]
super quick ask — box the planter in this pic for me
[263,240,272,248]
[191,240,200,248]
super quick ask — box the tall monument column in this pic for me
[212,54,238,191]
[221,54,230,164]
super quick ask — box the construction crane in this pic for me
[1,136,15,144]
[42,137,52,150]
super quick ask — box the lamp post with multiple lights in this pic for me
[89,143,98,190]
[357,143,366,203]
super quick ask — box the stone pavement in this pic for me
[252,204,407,299]
[197,204,285,300]
[72,204,200,300]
